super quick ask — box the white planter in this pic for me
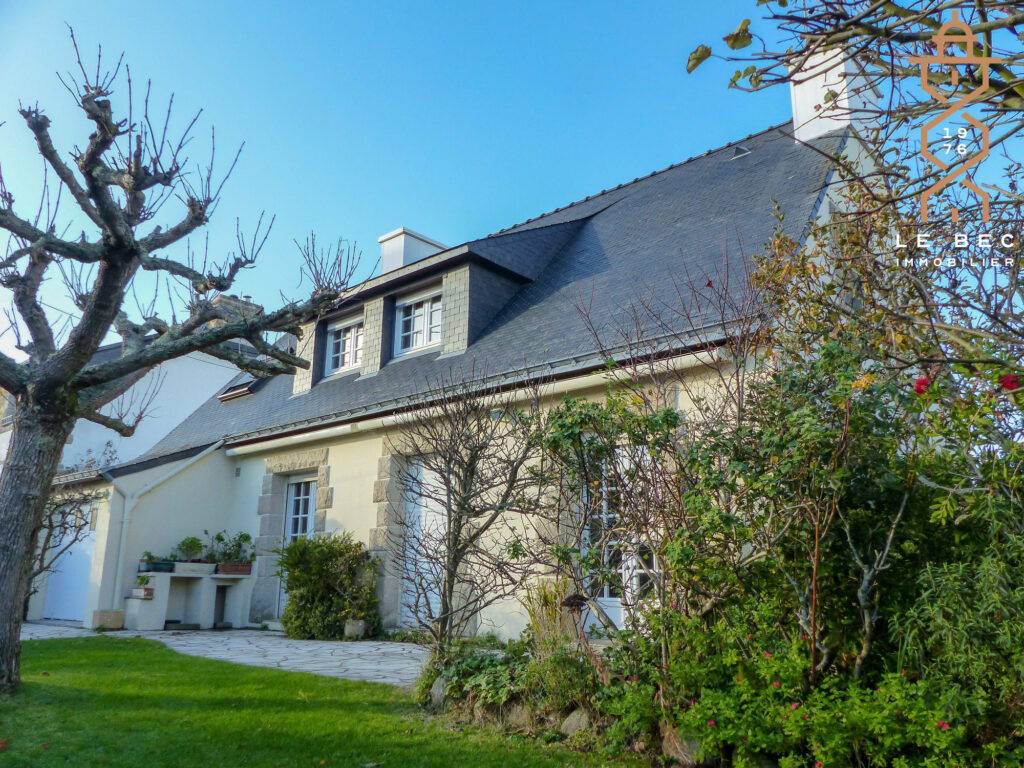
[344,619,367,639]
[173,562,216,575]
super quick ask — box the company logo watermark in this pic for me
[895,10,1014,268]
[909,10,1001,225]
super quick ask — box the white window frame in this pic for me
[393,287,443,357]
[582,448,661,606]
[284,477,317,543]
[324,316,364,376]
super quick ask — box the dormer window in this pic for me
[324,318,363,376]
[395,288,442,356]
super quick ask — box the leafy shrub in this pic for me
[173,536,204,561]
[205,529,255,563]
[449,649,530,707]
[595,602,1024,767]
[435,635,597,715]
[521,644,597,714]
[275,532,379,640]
[384,628,433,645]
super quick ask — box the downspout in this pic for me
[101,440,225,609]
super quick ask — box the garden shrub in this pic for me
[521,643,597,714]
[434,634,597,717]
[275,532,379,640]
[439,639,531,707]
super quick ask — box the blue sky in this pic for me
[0,0,785,350]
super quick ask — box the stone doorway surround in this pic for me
[369,444,405,630]
[250,447,333,624]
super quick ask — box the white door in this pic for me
[278,478,315,617]
[401,458,445,627]
[42,531,96,622]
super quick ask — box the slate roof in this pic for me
[119,121,844,472]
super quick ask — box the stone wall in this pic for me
[290,322,317,395]
[368,443,406,629]
[360,296,395,376]
[442,264,521,355]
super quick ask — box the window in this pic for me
[395,291,442,355]
[324,320,363,375]
[582,449,660,607]
[284,479,316,542]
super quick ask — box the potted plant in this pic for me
[172,535,216,574]
[131,574,154,599]
[207,530,256,575]
[344,618,367,639]
[138,550,175,573]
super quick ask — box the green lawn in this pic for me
[0,638,621,768]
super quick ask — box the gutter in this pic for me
[101,440,225,609]
[225,350,719,457]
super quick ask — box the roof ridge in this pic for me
[491,120,793,236]
[471,212,589,244]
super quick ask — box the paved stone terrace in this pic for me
[21,622,430,687]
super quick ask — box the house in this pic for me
[41,69,869,634]
[15,321,259,625]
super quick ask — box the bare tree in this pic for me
[386,372,542,661]
[0,36,358,690]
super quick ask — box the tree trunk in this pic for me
[0,403,73,692]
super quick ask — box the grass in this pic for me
[0,637,626,768]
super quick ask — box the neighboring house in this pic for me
[16,324,257,625]
[43,70,870,633]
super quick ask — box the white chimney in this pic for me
[378,228,447,274]
[789,50,878,143]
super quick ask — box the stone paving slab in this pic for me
[21,622,430,687]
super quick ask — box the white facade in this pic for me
[21,350,245,625]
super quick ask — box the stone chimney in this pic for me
[209,294,262,326]
[378,228,447,275]
[789,50,878,143]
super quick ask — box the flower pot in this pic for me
[216,561,252,575]
[173,561,216,575]
[130,587,154,599]
[344,619,367,639]
[140,560,175,573]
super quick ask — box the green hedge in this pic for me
[275,532,380,640]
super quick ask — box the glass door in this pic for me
[278,478,316,617]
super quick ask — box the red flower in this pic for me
[773,681,781,688]
[707,720,715,727]
[937,721,950,730]
[815,763,823,768]
[914,376,930,395]
[763,652,772,659]
[998,373,1021,391]
[791,703,799,710]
